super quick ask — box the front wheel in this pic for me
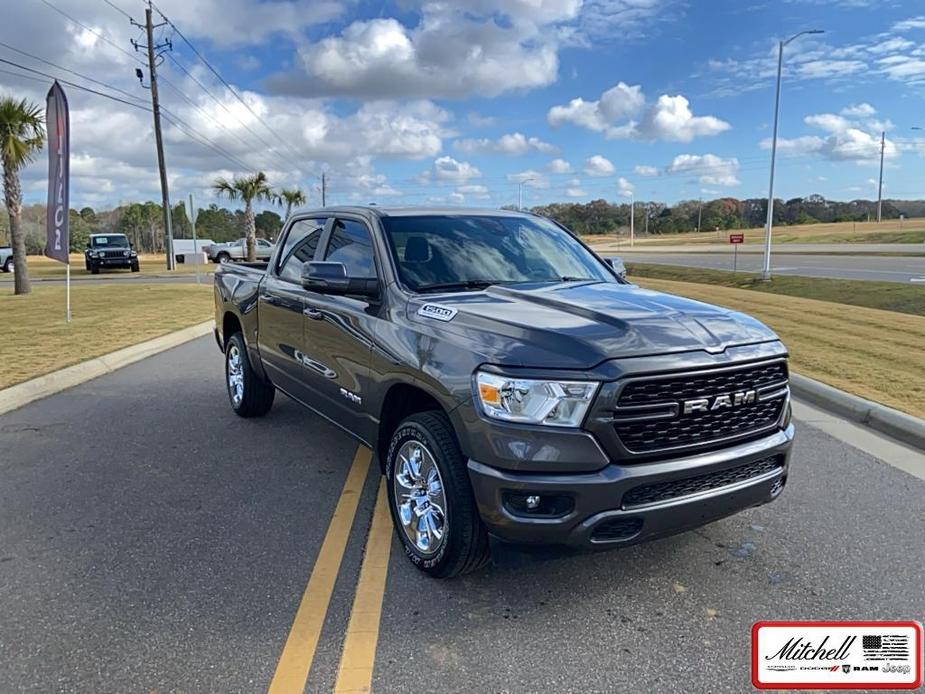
[131,262,139,272]
[216,252,231,264]
[90,265,100,275]
[225,332,274,417]
[385,411,490,578]
[2,258,12,273]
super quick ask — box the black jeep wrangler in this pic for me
[85,234,139,274]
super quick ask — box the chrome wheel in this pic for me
[393,440,447,555]
[227,344,245,406]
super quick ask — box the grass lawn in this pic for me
[632,276,925,419]
[0,254,217,281]
[0,283,213,389]
[585,218,925,246]
[626,263,925,317]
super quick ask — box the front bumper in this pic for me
[468,424,794,549]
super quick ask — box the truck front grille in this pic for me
[611,360,788,456]
[622,455,783,508]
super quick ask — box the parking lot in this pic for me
[2,336,923,693]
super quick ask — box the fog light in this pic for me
[525,495,540,510]
[503,492,574,518]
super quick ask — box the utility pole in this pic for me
[518,178,534,210]
[876,130,885,223]
[696,197,703,232]
[321,172,327,206]
[133,5,174,269]
[629,192,635,247]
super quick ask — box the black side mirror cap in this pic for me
[301,261,379,298]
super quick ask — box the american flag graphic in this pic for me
[861,634,910,661]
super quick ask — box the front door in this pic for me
[256,217,326,404]
[300,217,381,443]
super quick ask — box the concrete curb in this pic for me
[790,373,925,451]
[0,320,214,416]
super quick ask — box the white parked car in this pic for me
[207,238,275,263]
[173,239,215,264]
[1,246,13,273]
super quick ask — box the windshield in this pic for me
[91,235,129,247]
[380,215,613,291]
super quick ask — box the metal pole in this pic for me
[876,130,885,223]
[630,193,635,247]
[189,192,199,285]
[761,40,784,281]
[321,172,326,206]
[144,6,174,270]
[518,182,523,210]
[697,197,702,233]
[66,263,71,322]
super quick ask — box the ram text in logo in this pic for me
[683,389,756,415]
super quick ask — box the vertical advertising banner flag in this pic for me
[45,81,70,264]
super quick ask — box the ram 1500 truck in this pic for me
[214,207,794,578]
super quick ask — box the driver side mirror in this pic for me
[301,261,379,298]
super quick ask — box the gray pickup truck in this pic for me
[214,207,793,578]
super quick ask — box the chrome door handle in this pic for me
[304,307,324,320]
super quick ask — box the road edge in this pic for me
[0,320,214,416]
[790,373,925,451]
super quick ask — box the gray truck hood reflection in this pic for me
[408,281,778,368]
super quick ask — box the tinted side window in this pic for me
[278,218,325,282]
[325,220,377,279]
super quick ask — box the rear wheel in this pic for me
[385,411,490,578]
[2,258,12,273]
[225,332,274,417]
[216,252,231,264]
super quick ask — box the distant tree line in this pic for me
[531,194,908,236]
[0,202,283,254]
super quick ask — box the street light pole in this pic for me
[518,178,533,210]
[876,130,885,222]
[761,29,824,281]
[630,192,635,247]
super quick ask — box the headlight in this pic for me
[123,250,130,257]
[475,370,599,427]
[130,250,137,257]
[88,251,98,257]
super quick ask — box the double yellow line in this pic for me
[267,446,393,694]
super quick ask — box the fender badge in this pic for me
[417,303,457,322]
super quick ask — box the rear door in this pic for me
[299,217,381,442]
[256,217,326,403]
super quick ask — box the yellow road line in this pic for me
[333,480,393,693]
[268,446,372,694]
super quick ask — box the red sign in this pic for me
[729,233,745,244]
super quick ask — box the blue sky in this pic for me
[2,0,925,211]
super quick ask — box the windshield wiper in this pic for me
[416,279,499,293]
[536,276,600,283]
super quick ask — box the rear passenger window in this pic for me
[278,219,325,282]
[325,219,377,279]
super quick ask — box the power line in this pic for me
[0,57,152,111]
[163,53,284,160]
[0,40,149,108]
[100,0,133,20]
[151,2,308,173]
[159,107,254,171]
[37,0,144,65]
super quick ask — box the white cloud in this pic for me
[507,170,549,188]
[763,106,899,163]
[456,184,491,199]
[893,16,925,32]
[565,187,588,197]
[547,158,573,173]
[616,177,635,195]
[455,132,558,156]
[583,155,615,176]
[840,103,877,117]
[634,165,658,177]
[667,154,740,186]
[418,156,482,183]
[548,83,729,142]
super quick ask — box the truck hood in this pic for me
[407,281,778,368]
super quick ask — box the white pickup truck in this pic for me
[1,246,12,273]
[207,238,275,263]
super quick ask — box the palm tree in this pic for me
[275,187,307,220]
[212,172,273,262]
[1,97,45,295]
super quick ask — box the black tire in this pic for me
[3,258,12,273]
[131,262,140,272]
[385,411,490,578]
[90,264,100,274]
[216,252,231,264]
[224,332,274,417]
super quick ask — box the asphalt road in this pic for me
[621,251,925,283]
[2,337,924,692]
